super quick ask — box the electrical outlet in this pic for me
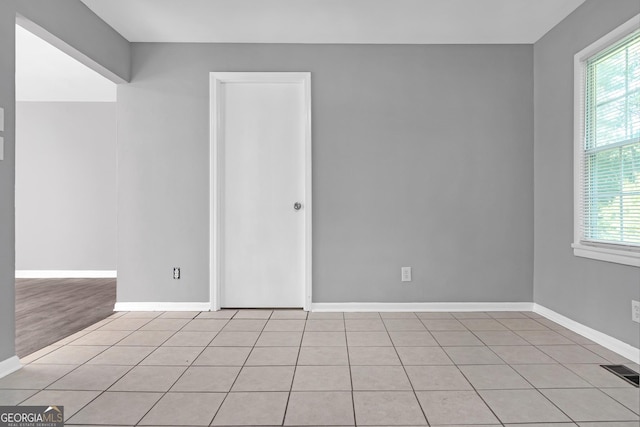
[401,267,412,282]
[632,300,640,323]
[173,267,181,280]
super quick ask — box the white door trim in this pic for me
[209,72,312,311]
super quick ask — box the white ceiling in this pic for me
[16,24,116,102]
[82,0,585,44]
[15,1,586,102]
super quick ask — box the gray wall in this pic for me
[15,102,117,271]
[0,1,17,363]
[0,0,128,362]
[117,43,534,304]
[533,0,640,348]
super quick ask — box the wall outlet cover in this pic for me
[173,267,181,279]
[632,300,640,323]
[401,267,412,282]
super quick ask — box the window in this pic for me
[573,16,640,267]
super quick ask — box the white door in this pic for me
[211,73,311,309]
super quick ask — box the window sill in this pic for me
[572,243,640,267]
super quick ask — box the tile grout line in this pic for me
[30,311,166,423]
[280,310,307,426]
[29,313,161,422]
[597,386,640,415]
[454,327,523,427]
[462,318,584,425]
[381,312,429,426]
[60,311,206,425]
[100,312,192,426]
[444,313,532,426]
[205,309,280,426]
[424,313,580,426]
[18,307,121,362]
[344,312,357,427]
[203,309,246,427]
[133,311,227,427]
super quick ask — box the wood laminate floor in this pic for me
[15,278,116,357]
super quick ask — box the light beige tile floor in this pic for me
[0,309,637,426]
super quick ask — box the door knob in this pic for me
[294,202,302,211]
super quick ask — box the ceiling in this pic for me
[15,0,587,102]
[16,25,116,102]
[81,0,585,44]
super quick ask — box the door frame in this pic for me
[209,72,312,311]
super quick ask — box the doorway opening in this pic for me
[14,20,119,357]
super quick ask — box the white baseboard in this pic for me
[0,356,21,379]
[534,303,640,364]
[15,270,117,278]
[310,302,534,312]
[114,302,211,312]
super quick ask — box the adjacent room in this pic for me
[0,0,638,425]
[14,23,118,358]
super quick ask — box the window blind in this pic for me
[581,30,640,248]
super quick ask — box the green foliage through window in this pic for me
[584,31,640,246]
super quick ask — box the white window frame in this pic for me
[573,14,640,267]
